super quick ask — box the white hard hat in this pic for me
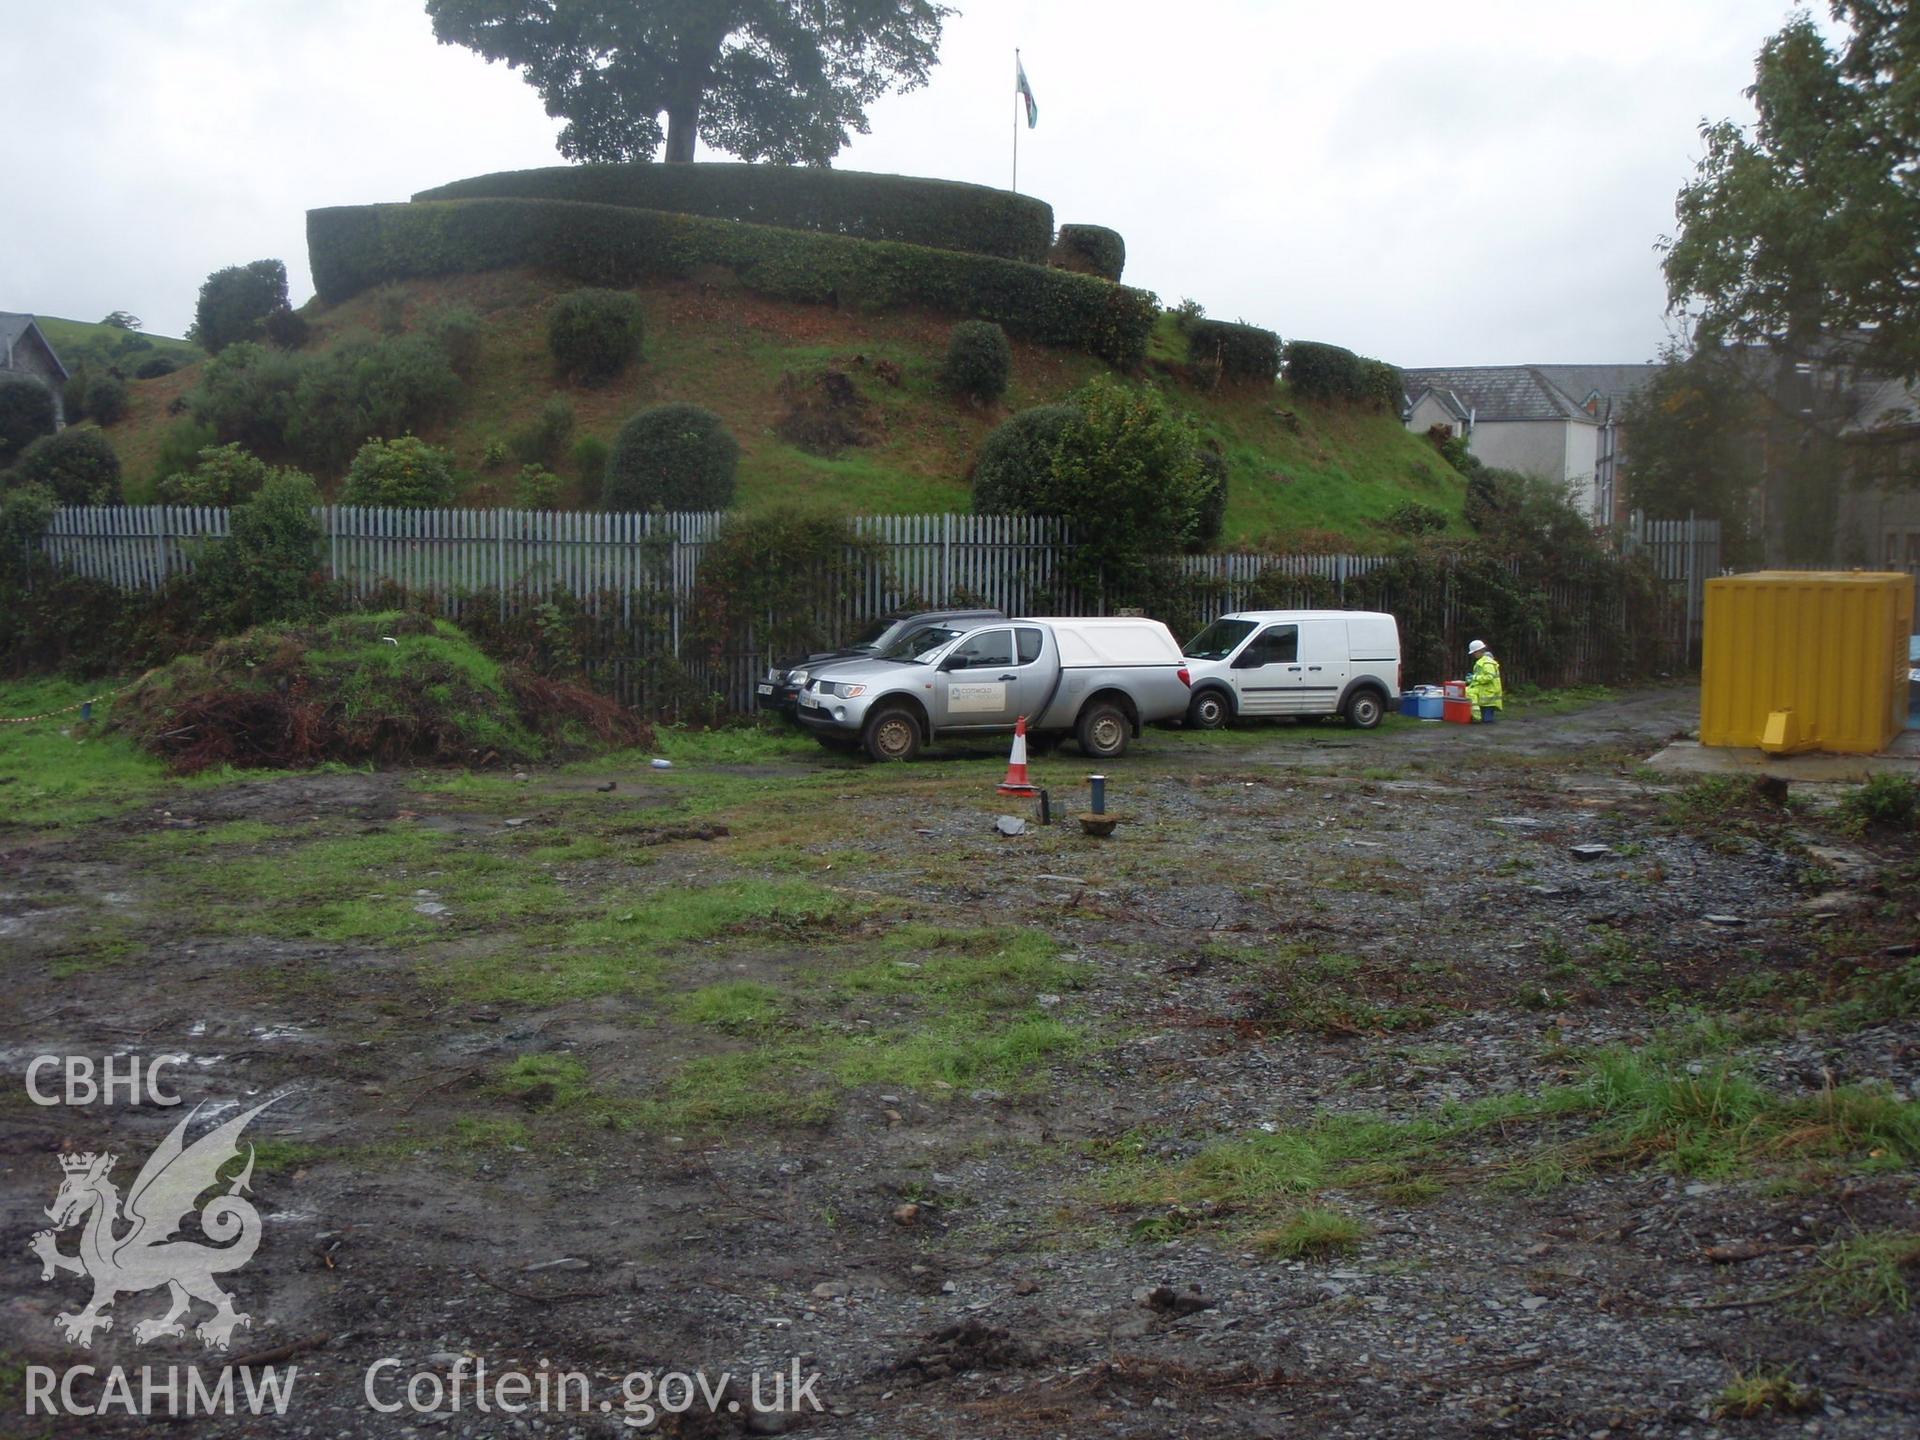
[1467,639,1488,656]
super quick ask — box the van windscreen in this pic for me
[1186,618,1257,660]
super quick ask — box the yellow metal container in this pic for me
[1700,571,1914,754]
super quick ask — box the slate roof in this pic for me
[1843,376,1920,437]
[1400,366,1600,425]
[0,312,69,381]
[1530,364,1662,415]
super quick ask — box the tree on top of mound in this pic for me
[426,0,952,164]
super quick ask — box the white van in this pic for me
[1181,610,1401,730]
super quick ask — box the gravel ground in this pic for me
[2,686,1915,1438]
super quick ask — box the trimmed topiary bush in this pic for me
[427,305,485,376]
[192,259,292,354]
[0,377,57,467]
[547,289,645,385]
[307,199,1160,368]
[1051,224,1125,281]
[969,404,1075,514]
[7,427,124,505]
[414,163,1054,263]
[85,374,130,426]
[942,321,1012,405]
[341,436,458,508]
[603,404,738,511]
[1187,320,1281,386]
[549,289,645,384]
[1285,340,1400,408]
[134,354,183,380]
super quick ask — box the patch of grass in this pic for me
[174,826,572,942]
[1835,773,1919,834]
[640,722,819,765]
[672,980,785,1031]
[838,925,1075,1007]
[566,879,860,951]
[1714,1367,1818,1419]
[431,943,666,1006]
[0,677,233,826]
[1799,1229,1920,1316]
[1660,775,1786,839]
[1099,1053,1919,1238]
[1253,1207,1369,1259]
[1506,683,1614,716]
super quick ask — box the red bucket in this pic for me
[1443,696,1474,725]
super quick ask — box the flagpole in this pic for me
[1012,48,1020,193]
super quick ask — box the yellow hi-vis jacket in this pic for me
[1467,652,1503,720]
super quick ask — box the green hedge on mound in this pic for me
[308,199,1159,367]
[1186,319,1281,384]
[1051,224,1125,281]
[1284,340,1404,410]
[413,163,1053,264]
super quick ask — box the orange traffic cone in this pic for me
[997,716,1038,795]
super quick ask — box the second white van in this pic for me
[1181,610,1401,730]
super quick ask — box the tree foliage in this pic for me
[192,260,294,355]
[1664,2,1920,379]
[5,428,124,506]
[0,377,57,467]
[426,0,952,164]
[1620,347,1766,566]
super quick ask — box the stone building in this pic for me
[0,312,70,427]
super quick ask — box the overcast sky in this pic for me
[4,0,1808,366]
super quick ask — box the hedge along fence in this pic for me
[308,199,1161,368]
[1186,319,1281,385]
[414,163,1055,265]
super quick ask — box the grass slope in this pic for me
[98,270,1465,548]
[33,315,201,363]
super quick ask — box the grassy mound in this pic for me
[113,611,647,772]
[104,271,1467,548]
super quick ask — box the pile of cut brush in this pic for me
[112,612,649,773]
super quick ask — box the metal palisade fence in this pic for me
[38,506,1719,713]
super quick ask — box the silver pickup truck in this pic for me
[792,616,1193,761]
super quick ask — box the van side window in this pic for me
[1015,627,1043,665]
[1239,625,1299,666]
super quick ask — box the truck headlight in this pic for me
[791,670,810,688]
[832,683,867,699]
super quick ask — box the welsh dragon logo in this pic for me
[30,1098,284,1350]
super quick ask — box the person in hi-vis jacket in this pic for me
[1466,639,1503,723]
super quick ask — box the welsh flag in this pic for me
[1016,55,1037,129]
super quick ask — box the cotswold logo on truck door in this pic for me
[947,682,1006,713]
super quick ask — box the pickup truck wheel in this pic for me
[1346,690,1386,729]
[863,707,922,762]
[1187,690,1230,730]
[1077,701,1130,759]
